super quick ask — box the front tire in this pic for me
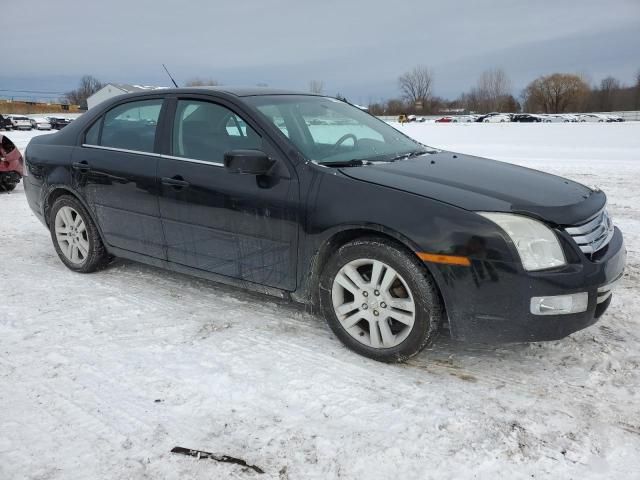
[49,196,109,273]
[319,238,443,362]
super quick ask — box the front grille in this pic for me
[565,208,614,255]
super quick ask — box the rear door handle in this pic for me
[72,161,91,173]
[161,176,190,189]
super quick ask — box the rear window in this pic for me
[85,99,163,153]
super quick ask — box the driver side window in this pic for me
[172,100,261,163]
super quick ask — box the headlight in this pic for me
[479,212,566,271]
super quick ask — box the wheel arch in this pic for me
[294,224,443,308]
[43,186,108,247]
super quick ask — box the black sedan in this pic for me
[23,88,626,362]
[512,114,542,123]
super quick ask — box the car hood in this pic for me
[339,151,605,225]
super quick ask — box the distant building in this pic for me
[87,84,165,110]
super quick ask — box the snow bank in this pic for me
[393,121,640,163]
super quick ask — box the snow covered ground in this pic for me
[1,125,639,479]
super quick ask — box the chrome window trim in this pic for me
[81,144,161,157]
[160,154,223,167]
[81,144,224,167]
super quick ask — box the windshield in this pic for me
[244,95,427,164]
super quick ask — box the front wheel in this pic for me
[49,196,109,273]
[319,238,443,362]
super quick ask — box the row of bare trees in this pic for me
[64,68,640,116]
[368,67,640,116]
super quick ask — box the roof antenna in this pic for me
[162,64,179,88]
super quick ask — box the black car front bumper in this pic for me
[430,227,626,343]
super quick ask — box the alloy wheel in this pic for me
[331,258,416,349]
[54,206,90,265]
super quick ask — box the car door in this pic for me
[74,97,166,258]
[157,96,298,290]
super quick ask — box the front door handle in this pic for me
[72,161,91,173]
[161,176,190,189]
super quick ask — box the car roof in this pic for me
[162,86,316,97]
[93,86,325,110]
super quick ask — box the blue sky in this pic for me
[2,0,639,105]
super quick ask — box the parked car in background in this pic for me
[476,112,509,123]
[454,115,477,123]
[578,114,608,123]
[482,113,511,123]
[8,115,32,130]
[540,115,566,123]
[0,114,12,131]
[559,114,580,122]
[29,117,53,130]
[0,134,24,191]
[606,114,625,122]
[23,87,626,362]
[512,114,542,123]
[47,117,71,130]
[435,116,453,123]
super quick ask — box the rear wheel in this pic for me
[319,237,443,362]
[49,196,109,273]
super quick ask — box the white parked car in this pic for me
[8,115,32,130]
[29,117,53,130]
[483,113,510,123]
[559,114,580,122]
[541,114,570,123]
[578,114,608,123]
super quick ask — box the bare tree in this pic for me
[398,66,434,111]
[598,76,621,111]
[456,69,513,113]
[476,68,512,112]
[309,80,324,94]
[185,78,220,87]
[522,73,590,113]
[64,75,104,108]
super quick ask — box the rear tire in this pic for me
[0,175,17,192]
[319,237,443,362]
[49,196,109,273]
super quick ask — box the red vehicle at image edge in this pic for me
[0,134,24,191]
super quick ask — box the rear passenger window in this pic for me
[99,99,163,152]
[172,100,261,163]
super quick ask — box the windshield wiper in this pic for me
[387,149,431,162]
[319,159,372,168]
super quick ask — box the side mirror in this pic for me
[224,149,275,175]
